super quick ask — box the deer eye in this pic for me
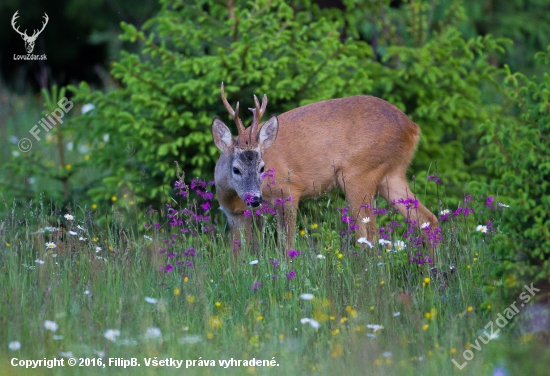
[232,167,241,175]
[260,166,265,173]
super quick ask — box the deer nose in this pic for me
[250,195,262,207]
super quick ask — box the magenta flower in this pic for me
[252,281,262,290]
[183,248,196,257]
[288,249,301,259]
[286,270,295,280]
[486,196,494,207]
[243,210,252,217]
[164,264,174,273]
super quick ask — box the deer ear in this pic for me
[212,118,234,153]
[257,115,278,150]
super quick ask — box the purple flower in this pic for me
[201,202,211,211]
[252,281,262,290]
[167,252,177,258]
[183,248,196,257]
[272,275,278,280]
[269,259,280,269]
[275,198,285,205]
[185,261,194,267]
[288,249,301,259]
[286,196,293,202]
[164,264,174,273]
[486,196,494,207]
[427,173,443,185]
[286,270,295,280]
[243,210,252,217]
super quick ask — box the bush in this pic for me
[477,46,550,298]
[65,0,506,209]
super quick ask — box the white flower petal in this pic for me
[144,297,158,304]
[300,293,314,300]
[44,320,59,332]
[104,329,120,342]
[249,260,259,265]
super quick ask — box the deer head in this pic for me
[212,83,278,207]
[11,11,49,54]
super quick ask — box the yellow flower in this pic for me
[84,155,90,161]
[329,316,335,321]
[331,344,343,358]
[380,281,385,285]
[111,196,117,202]
[473,257,478,262]
[331,329,340,335]
[186,295,195,303]
[311,223,318,229]
[450,348,457,354]
[173,288,180,296]
[425,312,431,320]
[370,306,375,311]
[278,334,284,341]
[108,245,113,251]
[422,324,429,331]
[337,253,343,259]
[207,332,214,339]
[93,237,98,242]
[385,358,392,365]
[256,315,263,321]
[340,317,347,323]
[465,342,471,349]
[467,265,471,269]
[208,315,223,329]
[424,277,430,284]
[374,359,382,366]
[467,306,473,312]
[215,302,221,307]
[184,276,189,283]
[428,350,433,356]
[5,243,10,247]
[91,204,97,209]
[285,292,292,299]
[345,306,352,312]
[487,305,491,310]
[65,164,72,170]
[300,229,306,236]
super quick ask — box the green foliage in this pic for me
[67,0,507,208]
[477,46,550,295]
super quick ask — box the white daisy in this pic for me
[366,324,384,332]
[393,312,401,317]
[8,341,21,351]
[35,259,45,264]
[144,327,162,339]
[45,242,57,249]
[440,209,451,215]
[44,320,59,332]
[300,318,320,329]
[249,260,259,265]
[64,214,74,221]
[394,240,406,251]
[104,329,120,342]
[362,217,371,224]
[300,293,314,300]
[68,231,78,236]
[476,225,488,233]
[316,254,326,259]
[144,297,158,304]
[420,222,430,229]
[144,235,153,241]
[358,237,374,248]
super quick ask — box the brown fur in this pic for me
[213,94,438,258]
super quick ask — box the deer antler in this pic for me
[31,13,49,38]
[248,93,268,138]
[220,82,246,137]
[11,11,27,38]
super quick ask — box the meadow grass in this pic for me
[1,180,549,376]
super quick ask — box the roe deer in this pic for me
[212,83,438,256]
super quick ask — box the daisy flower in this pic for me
[104,329,120,342]
[64,214,74,221]
[45,242,56,249]
[44,320,59,332]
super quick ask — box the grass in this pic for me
[1,178,549,376]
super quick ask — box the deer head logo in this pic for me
[11,11,49,54]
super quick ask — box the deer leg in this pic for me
[275,197,299,251]
[377,172,438,260]
[338,171,378,249]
